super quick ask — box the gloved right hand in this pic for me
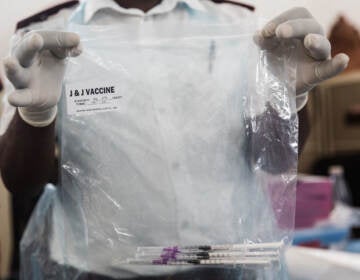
[254,7,349,111]
[3,31,82,127]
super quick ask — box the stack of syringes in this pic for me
[127,241,284,266]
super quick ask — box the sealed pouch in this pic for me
[21,19,297,280]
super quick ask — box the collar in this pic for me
[83,0,206,22]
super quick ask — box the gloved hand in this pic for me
[254,7,349,110]
[3,31,82,127]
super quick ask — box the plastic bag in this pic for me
[21,21,297,280]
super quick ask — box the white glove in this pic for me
[3,31,82,127]
[254,7,349,110]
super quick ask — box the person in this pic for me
[0,0,349,279]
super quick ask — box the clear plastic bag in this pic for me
[21,21,297,279]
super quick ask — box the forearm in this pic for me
[0,109,56,196]
[298,105,309,155]
[246,104,298,174]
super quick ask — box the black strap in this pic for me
[16,0,79,31]
[210,0,255,12]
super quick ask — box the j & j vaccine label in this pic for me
[65,80,123,115]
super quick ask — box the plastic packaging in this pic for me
[21,21,298,279]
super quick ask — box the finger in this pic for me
[52,42,83,59]
[304,34,331,60]
[3,57,29,88]
[14,32,44,67]
[275,19,324,39]
[310,53,349,84]
[36,31,80,58]
[7,89,33,107]
[69,43,83,57]
[262,7,313,37]
[253,31,280,50]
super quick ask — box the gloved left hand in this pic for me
[254,7,349,110]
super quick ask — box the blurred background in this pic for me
[1,0,360,278]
